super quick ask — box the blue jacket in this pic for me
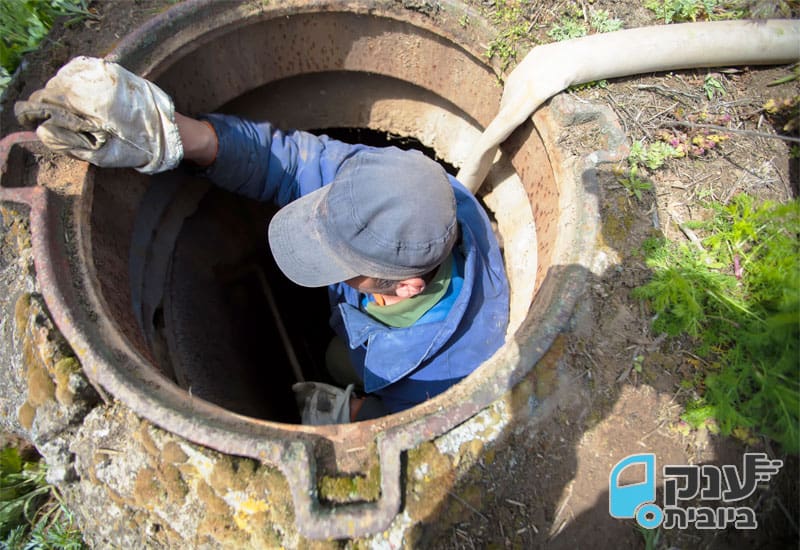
[201,114,509,413]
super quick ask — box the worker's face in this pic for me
[344,276,398,296]
[344,276,426,299]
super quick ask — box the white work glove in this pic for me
[293,382,354,425]
[14,56,182,174]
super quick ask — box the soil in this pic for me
[0,1,797,550]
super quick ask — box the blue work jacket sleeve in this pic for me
[196,113,360,207]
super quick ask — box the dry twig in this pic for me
[663,120,800,144]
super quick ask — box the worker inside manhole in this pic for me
[14,56,511,425]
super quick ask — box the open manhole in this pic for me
[0,0,612,539]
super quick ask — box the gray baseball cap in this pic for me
[268,147,457,288]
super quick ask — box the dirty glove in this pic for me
[14,56,182,174]
[292,382,354,425]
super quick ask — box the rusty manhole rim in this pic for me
[0,0,612,539]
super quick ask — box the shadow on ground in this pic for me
[418,161,799,550]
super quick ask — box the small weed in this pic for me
[634,195,800,453]
[616,164,654,202]
[547,16,587,41]
[645,0,748,23]
[635,523,662,550]
[0,0,98,96]
[613,139,684,201]
[629,139,683,170]
[768,65,799,86]
[485,0,533,70]
[547,3,622,42]
[702,73,726,100]
[633,355,645,374]
[569,79,609,92]
[746,0,798,18]
[590,9,624,33]
[0,446,86,549]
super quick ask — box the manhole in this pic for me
[0,0,617,539]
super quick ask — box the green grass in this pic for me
[547,4,623,42]
[1,446,86,549]
[636,523,662,550]
[484,0,534,71]
[634,195,800,452]
[613,139,687,201]
[644,0,748,23]
[0,0,97,96]
[485,0,624,71]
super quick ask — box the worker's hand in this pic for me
[14,56,182,174]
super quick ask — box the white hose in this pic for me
[458,19,800,193]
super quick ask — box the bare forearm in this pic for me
[175,112,218,166]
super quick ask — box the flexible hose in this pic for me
[458,19,800,192]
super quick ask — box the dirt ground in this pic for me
[1,1,798,549]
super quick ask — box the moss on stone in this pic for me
[1,205,32,252]
[318,462,381,504]
[196,514,250,548]
[13,293,32,334]
[599,194,636,252]
[53,356,79,405]
[25,355,54,406]
[134,421,161,458]
[297,537,343,549]
[456,439,485,471]
[14,292,70,429]
[196,479,230,517]
[249,520,284,549]
[162,441,188,464]
[17,401,35,430]
[160,462,189,505]
[133,467,164,509]
[533,333,566,399]
[405,441,455,521]
[195,485,250,548]
[248,464,295,526]
[209,455,250,493]
[103,484,130,508]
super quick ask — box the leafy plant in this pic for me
[1,446,49,539]
[547,4,622,42]
[645,0,747,23]
[568,79,609,92]
[612,139,684,202]
[547,15,587,41]
[634,195,800,452]
[590,9,624,33]
[629,139,683,171]
[485,0,533,70]
[635,523,662,550]
[1,446,86,549]
[0,0,97,96]
[616,164,654,201]
[702,73,726,100]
